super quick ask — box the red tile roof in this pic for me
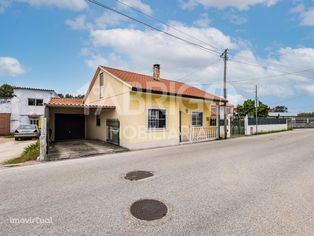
[47,98,114,108]
[218,102,233,106]
[49,98,84,106]
[100,66,227,102]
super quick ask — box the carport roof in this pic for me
[46,98,115,109]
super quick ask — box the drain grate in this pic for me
[125,171,153,181]
[130,199,167,221]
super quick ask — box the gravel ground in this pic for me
[0,129,314,235]
[0,138,36,164]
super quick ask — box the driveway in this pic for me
[47,140,127,161]
[0,138,36,164]
[1,129,314,235]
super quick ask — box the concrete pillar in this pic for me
[38,117,47,161]
[244,115,250,135]
[227,114,231,138]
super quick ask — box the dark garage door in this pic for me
[55,114,85,141]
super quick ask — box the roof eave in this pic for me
[45,104,115,109]
[13,86,56,93]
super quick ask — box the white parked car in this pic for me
[14,124,40,140]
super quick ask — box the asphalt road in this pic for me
[1,129,314,236]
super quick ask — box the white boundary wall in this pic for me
[244,115,288,135]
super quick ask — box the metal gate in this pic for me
[106,119,120,145]
[230,116,245,137]
[0,113,11,135]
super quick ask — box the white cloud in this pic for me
[81,48,126,69]
[65,15,89,30]
[228,94,246,106]
[21,0,87,10]
[93,11,128,29]
[65,10,130,31]
[300,8,314,26]
[0,0,10,13]
[298,84,314,95]
[194,13,211,28]
[291,4,314,26]
[290,4,305,14]
[117,0,153,15]
[70,16,314,101]
[224,11,248,25]
[182,0,278,10]
[89,24,236,75]
[0,57,25,77]
[2,0,87,12]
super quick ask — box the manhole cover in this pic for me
[130,199,167,221]
[125,171,153,181]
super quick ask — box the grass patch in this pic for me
[0,134,14,138]
[256,129,292,135]
[5,141,40,164]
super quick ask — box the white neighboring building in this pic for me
[0,87,58,133]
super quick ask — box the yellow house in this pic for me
[46,65,227,150]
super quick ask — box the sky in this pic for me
[0,0,314,113]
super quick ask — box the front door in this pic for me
[179,111,182,142]
[106,119,120,145]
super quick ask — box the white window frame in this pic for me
[191,111,203,127]
[100,72,104,98]
[147,108,167,130]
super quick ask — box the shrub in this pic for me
[6,140,40,164]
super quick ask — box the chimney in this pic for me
[153,64,160,81]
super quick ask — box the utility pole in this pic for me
[221,49,228,139]
[255,85,258,135]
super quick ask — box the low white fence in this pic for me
[245,116,288,135]
[189,127,218,143]
[289,117,314,128]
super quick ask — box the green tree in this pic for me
[0,84,14,99]
[57,93,84,99]
[237,99,269,117]
[272,106,288,113]
[297,112,314,117]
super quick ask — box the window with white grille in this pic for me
[192,112,203,127]
[148,109,166,129]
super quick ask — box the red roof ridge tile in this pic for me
[101,65,185,84]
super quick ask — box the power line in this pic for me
[117,0,313,75]
[86,0,222,57]
[229,49,312,72]
[230,67,314,84]
[113,0,223,53]
[196,67,314,86]
[114,0,314,86]
[229,59,290,74]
